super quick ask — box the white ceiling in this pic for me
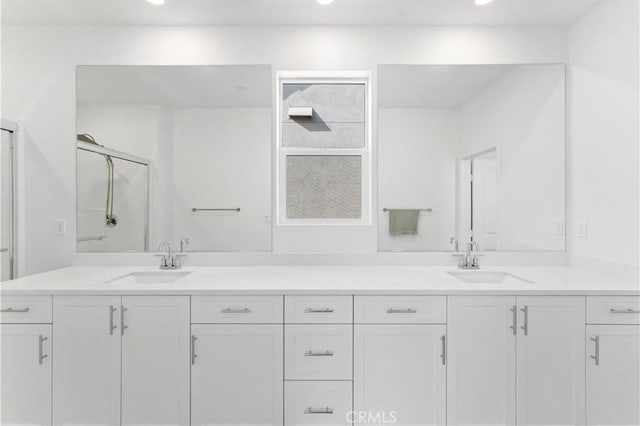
[77,65,272,108]
[2,0,601,27]
[378,64,516,109]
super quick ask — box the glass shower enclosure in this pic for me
[76,138,150,252]
[1,123,16,280]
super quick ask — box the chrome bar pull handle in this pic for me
[440,335,446,365]
[510,305,517,335]
[191,335,197,365]
[610,308,640,314]
[38,335,48,365]
[590,336,600,366]
[304,308,334,313]
[1,307,30,313]
[387,308,417,314]
[305,407,334,415]
[121,306,128,335]
[304,350,334,357]
[109,305,117,335]
[221,308,251,314]
[521,306,529,336]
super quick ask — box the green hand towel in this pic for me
[388,209,420,235]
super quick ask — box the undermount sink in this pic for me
[107,271,193,285]
[447,270,533,284]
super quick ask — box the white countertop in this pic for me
[1,265,638,295]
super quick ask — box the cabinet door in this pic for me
[121,296,190,426]
[191,324,284,426]
[354,324,446,426]
[516,296,585,426]
[586,325,640,426]
[53,296,121,426]
[447,296,516,426]
[1,324,52,426]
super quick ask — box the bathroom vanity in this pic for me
[1,266,638,426]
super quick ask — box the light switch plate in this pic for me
[576,221,588,238]
[56,219,66,236]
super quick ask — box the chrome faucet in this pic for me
[156,241,185,270]
[455,241,481,269]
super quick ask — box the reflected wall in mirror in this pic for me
[378,64,565,252]
[76,65,273,252]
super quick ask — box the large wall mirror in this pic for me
[378,64,566,252]
[76,65,272,252]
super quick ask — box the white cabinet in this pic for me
[53,296,121,426]
[586,325,640,426]
[121,296,190,426]
[354,324,446,426]
[1,324,52,426]
[285,381,352,426]
[447,296,585,426]
[516,296,585,426]
[191,324,284,426]
[447,296,516,426]
[53,295,190,426]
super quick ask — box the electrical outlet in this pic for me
[56,219,67,236]
[576,221,588,238]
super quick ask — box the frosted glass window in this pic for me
[286,155,362,219]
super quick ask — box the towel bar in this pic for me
[191,208,241,212]
[383,208,432,213]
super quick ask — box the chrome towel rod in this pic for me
[77,235,106,242]
[191,208,241,212]
[383,208,432,213]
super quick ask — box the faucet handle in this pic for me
[179,237,190,253]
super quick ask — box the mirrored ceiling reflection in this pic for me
[377,64,566,252]
[76,65,273,253]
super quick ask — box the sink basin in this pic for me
[447,271,533,284]
[107,271,193,285]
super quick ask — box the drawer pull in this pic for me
[304,350,334,357]
[610,308,640,314]
[304,308,334,313]
[305,407,334,415]
[221,308,251,314]
[387,308,417,314]
[1,307,30,313]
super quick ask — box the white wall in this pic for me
[457,65,566,251]
[568,0,640,269]
[0,25,568,274]
[378,109,458,251]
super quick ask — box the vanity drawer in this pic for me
[282,84,365,123]
[285,381,352,426]
[285,325,352,380]
[587,296,640,324]
[0,296,52,323]
[355,296,446,324]
[191,296,283,323]
[285,296,353,324]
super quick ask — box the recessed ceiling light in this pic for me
[474,0,494,5]
[316,0,334,5]
[146,0,165,5]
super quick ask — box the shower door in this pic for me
[1,126,15,280]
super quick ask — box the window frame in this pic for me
[276,71,372,226]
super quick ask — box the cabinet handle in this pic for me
[305,407,334,414]
[109,305,117,335]
[510,305,517,335]
[520,306,529,336]
[590,336,600,366]
[191,335,197,365]
[304,350,334,357]
[221,308,251,314]
[387,308,417,314]
[440,334,446,365]
[610,308,640,314]
[38,335,48,365]
[304,308,334,313]
[1,307,30,313]
[121,306,128,335]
